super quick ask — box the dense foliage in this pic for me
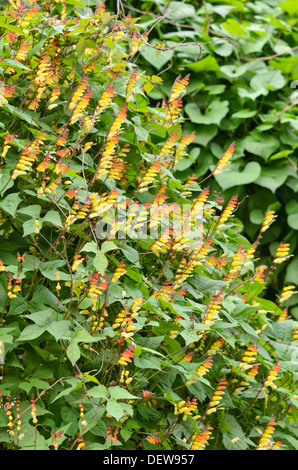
[126,0,298,317]
[0,0,297,451]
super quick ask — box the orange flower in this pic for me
[107,426,119,442]
[146,433,161,445]
[247,363,259,379]
[224,245,246,281]
[95,84,116,116]
[256,417,276,450]
[238,344,258,371]
[129,31,148,57]
[68,75,89,110]
[206,337,225,355]
[157,132,178,165]
[260,210,277,233]
[70,87,92,124]
[272,440,282,450]
[181,173,198,197]
[181,352,194,362]
[174,396,198,421]
[273,241,292,264]
[254,264,267,283]
[217,194,238,227]
[202,291,224,326]
[213,142,235,175]
[108,103,127,138]
[30,394,38,425]
[125,71,138,102]
[72,255,84,272]
[205,376,227,415]
[111,262,126,284]
[118,345,135,365]
[196,355,213,377]
[14,40,30,62]
[139,160,161,192]
[190,425,213,450]
[96,133,119,179]
[264,362,280,390]
[36,155,51,173]
[87,272,107,300]
[12,134,46,180]
[170,74,190,101]
[279,285,297,304]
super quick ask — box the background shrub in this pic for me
[125,0,298,318]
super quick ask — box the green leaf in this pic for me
[22,219,40,237]
[0,193,21,216]
[185,100,229,125]
[193,124,218,146]
[220,64,248,78]
[255,166,289,192]
[285,257,298,285]
[134,354,161,370]
[0,169,14,195]
[73,326,99,344]
[93,251,108,274]
[121,244,139,263]
[24,309,54,326]
[51,378,83,403]
[17,204,41,219]
[188,274,228,294]
[64,0,86,7]
[47,321,70,341]
[0,17,23,34]
[42,210,62,227]
[213,323,237,348]
[88,384,109,400]
[80,241,98,253]
[76,37,86,57]
[279,0,298,16]
[39,260,70,281]
[101,240,117,254]
[214,162,261,190]
[2,102,40,127]
[243,133,279,160]
[108,386,138,401]
[231,109,257,119]
[66,339,81,365]
[222,414,254,450]
[19,378,49,392]
[180,328,202,346]
[140,44,174,70]
[0,58,32,71]
[249,69,286,96]
[221,18,247,35]
[17,325,47,342]
[0,326,16,346]
[106,399,126,421]
[287,213,298,230]
[186,55,219,73]
[162,1,196,20]
[214,40,233,57]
